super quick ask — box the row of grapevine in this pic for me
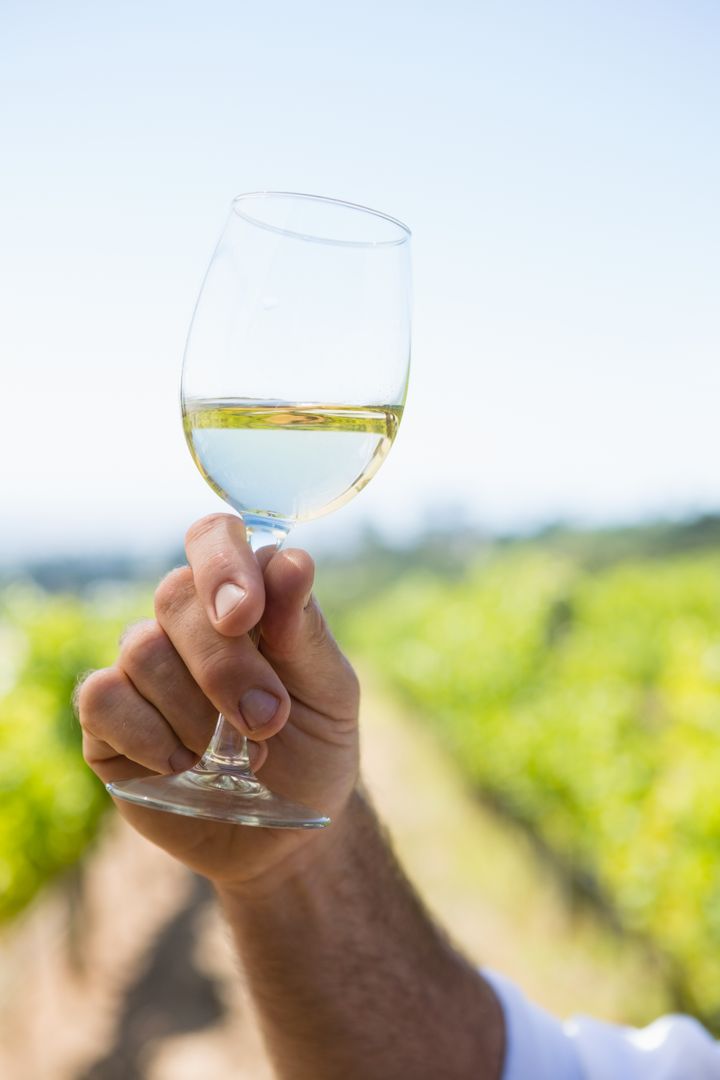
[342,549,720,1024]
[0,584,144,921]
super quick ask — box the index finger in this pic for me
[184,514,265,636]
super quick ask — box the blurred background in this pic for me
[2,1,720,1076]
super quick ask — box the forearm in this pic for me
[216,788,505,1080]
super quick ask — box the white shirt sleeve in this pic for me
[484,969,720,1079]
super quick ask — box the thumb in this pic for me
[258,549,359,725]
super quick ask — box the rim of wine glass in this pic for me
[230,191,411,249]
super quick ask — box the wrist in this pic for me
[214,784,366,909]
[213,783,505,1080]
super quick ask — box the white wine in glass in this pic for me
[108,192,411,829]
[183,400,403,527]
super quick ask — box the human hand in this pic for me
[77,514,360,893]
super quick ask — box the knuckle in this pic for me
[81,731,102,766]
[154,565,194,622]
[118,617,153,647]
[75,667,126,728]
[119,621,173,679]
[72,668,95,719]
[196,641,237,701]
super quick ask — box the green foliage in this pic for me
[343,549,720,1024]
[8,517,720,1019]
[0,584,145,921]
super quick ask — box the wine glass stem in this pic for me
[197,715,252,774]
[191,516,290,779]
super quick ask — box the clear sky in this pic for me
[2,1,719,561]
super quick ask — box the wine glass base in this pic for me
[107,767,331,829]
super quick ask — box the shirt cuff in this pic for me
[483,969,584,1080]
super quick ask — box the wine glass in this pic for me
[108,192,411,828]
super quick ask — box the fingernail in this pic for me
[240,688,281,731]
[214,582,246,621]
[169,746,197,773]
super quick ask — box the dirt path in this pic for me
[0,675,669,1078]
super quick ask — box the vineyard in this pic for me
[340,546,720,1025]
[5,528,720,1028]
